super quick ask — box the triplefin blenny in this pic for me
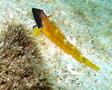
[32,8,100,71]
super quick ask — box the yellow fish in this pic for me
[32,8,100,71]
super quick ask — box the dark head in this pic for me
[32,8,44,28]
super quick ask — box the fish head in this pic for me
[32,8,47,28]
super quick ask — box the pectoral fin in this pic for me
[32,26,41,37]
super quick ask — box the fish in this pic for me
[32,8,100,71]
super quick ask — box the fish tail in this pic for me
[66,43,100,71]
[78,56,100,71]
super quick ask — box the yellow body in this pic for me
[32,15,100,71]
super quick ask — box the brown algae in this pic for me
[0,22,52,90]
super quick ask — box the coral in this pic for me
[0,22,52,90]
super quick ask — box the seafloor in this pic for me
[0,0,112,90]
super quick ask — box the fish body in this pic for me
[32,8,100,71]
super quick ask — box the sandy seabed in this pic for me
[0,0,112,90]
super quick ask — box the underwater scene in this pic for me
[0,0,112,90]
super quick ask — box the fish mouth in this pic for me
[32,8,44,28]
